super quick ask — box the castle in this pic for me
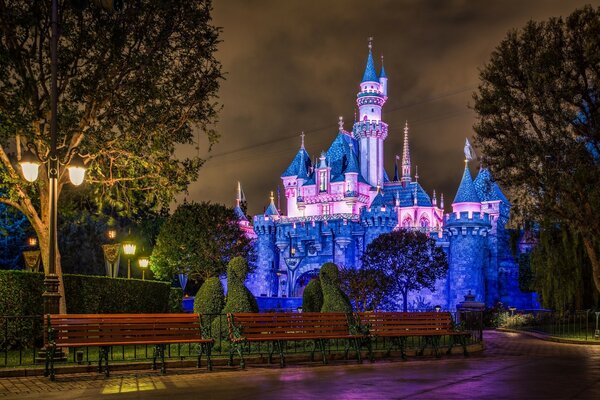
[236,41,538,311]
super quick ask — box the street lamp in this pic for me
[122,233,136,279]
[138,256,149,280]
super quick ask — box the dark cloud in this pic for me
[179,0,600,214]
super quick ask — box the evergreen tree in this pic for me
[473,5,600,293]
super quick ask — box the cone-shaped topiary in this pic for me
[320,262,352,313]
[212,257,258,340]
[194,277,225,325]
[302,277,323,312]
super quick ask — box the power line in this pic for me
[203,85,477,164]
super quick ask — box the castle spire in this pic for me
[379,54,387,78]
[236,181,242,207]
[361,37,378,83]
[401,121,411,183]
[300,131,305,149]
[338,116,344,132]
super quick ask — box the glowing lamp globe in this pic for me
[67,154,86,186]
[123,242,136,256]
[19,150,40,182]
[107,228,117,240]
[138,257,149,269]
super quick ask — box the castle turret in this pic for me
[353,38,388,187]
[249,193,280,297]
[445,144,490,309]
[379,55,388,96]
[401,122,411,184]
[281,133,311,217]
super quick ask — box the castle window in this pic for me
[319,170,327,192]
[419,216,430,228]
[402,216,412,228]
[322,203,330,215]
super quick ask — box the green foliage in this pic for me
[212,257,257,339]
[339,266,393,312]
[472,5,600,292]
[531,225,599,311]
[150,201,253,282]
[194,277,224,322]
[169,288,184,313]
[362,230,448,312]
[62,274,172,314]
[319,263,352,313]
[222,257,258,314]
[0,270,178,349]
[302,278,323,312]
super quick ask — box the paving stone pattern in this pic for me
[1,331,599,399]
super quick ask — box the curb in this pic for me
[496,328,600,345]
[0,342,484,378]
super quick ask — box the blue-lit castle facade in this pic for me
[238,43,538,310]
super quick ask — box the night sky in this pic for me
[181,0,599,215]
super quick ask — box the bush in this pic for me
[319,263,352,313]
[63,274,172,314]
[169,288,184,313]
[302,278,323,312]
[212,257,257,340]
[0,270,179,349]
[194,277,225,324]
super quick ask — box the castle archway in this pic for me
[291,263,321,297]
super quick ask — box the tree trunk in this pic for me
[402,291,408,312]
[582,237,600,295]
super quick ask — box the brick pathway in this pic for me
[1,330,599,399]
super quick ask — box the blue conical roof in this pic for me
[474,168,509,204]
[362,51,378,83]
[265,200,279,216]
[233,205,248,221]
[370,190,386,208]
[380,62,387,79]
[281,148,311,178]
[453,164,480,204]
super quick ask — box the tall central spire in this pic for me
[361,37,378,83]
[401,121,411,183]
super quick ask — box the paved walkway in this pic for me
[1,330,599,399]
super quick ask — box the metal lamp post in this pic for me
[595,312,600,340]
[138,256,149,280]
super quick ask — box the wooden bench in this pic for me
[44,314,214,380]
[357,311,471,360]
[227,312,369,368]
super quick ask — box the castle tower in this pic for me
[353,38,388,187]
[401,122,411,184]
[249,193,280,297]
[445,143,490,309]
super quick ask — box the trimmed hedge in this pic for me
[0,270,182,349]
[194,277,224,323]
[319,263,352,313]
[302,278,323,312]
[0,270,179,315]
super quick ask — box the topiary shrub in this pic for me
[302,277,323,312]
[212,257,258,340]
[319,262,352,313]
[194,277,225,325]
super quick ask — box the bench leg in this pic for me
[353,338,362,364]
[309,340,317,362]
[99,346,110,378]
[277,340,286,368]
[432,337,441,358]
[45,345,56,380]
[318,339,328,365]
[398,337,407,361]
[205,342,213,371]
[159,345,166,374]
[267,341,275,364]
[228,345,234,366]
[152,345,158,370]
[237,342,246,369]
[197,342,204,368]
[417,337,428,356]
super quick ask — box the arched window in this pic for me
[419,216,430,228]
[319,170,327,192]
[402,216,412,228]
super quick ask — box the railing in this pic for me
[0,311,483,368]
[499,310,600,341]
